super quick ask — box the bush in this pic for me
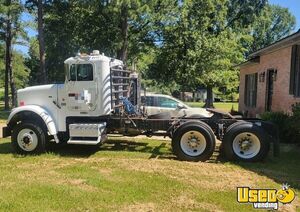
[260,111,290,143]
[261,106,300,143]
[289,103,300,143]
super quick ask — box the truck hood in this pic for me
[18,84,59,93]
[17,84,63,107]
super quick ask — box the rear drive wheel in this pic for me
[223,122,270,162]
[12,122,47,154]
[172,121,215,162]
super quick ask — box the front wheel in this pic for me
[172,121,216,162]
[12,122,47,154]
[223,122,270,162]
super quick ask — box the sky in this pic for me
[15,0,300,55]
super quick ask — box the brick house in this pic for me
[239,30,300,117]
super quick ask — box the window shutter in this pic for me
[244,75,249,106]
[290,45,299,95]
[254,73,258,107]
[295,46,300,96]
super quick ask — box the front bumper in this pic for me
[2,126,11,138]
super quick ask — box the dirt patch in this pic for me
[170,193,223,211]
[119,202,156,212]
[114,159,270,191]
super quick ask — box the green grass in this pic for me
[186,102,239,112]
[0,137,299,211]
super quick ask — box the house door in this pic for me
[266,69,275,111]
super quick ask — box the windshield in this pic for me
[67,63,94,81]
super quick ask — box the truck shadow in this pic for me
[0,138,174,159]
[0,142,12,154]
[232,145,300,190]
[45,139,175,160]
[211,143,300,190]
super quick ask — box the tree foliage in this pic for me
[0,0,27,108]
[249,4,296,53]
[146,0,295,106]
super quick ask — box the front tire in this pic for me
[223,122,270,162]
[172,121,216,162]
[12,122,47,154]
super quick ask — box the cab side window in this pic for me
[69,64,93,81]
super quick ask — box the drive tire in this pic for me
[12,122,47,154]
[223,122,270,162]
[172,121,215,162]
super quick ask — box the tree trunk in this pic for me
[38,0,47,84]
[9,58,16,107]
[4,22,11,110]
[117,4,128,63]
[192,92,196,102]
[4,2,12,109]
[204,86,214,108]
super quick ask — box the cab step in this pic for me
[67,138,100,145]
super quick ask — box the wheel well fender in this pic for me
[7,105,58,136]
[174,120,214,137]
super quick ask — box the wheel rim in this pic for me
[17,128,38,152]
[232,132,261,159]
[180,131,207,156]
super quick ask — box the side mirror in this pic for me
[177,103,186,110]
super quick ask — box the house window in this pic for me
[289,45,300,96]
[244,73,258,107]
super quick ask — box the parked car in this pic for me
[141,93,212,118]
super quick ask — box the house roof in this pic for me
[239,29,300,67]
[236,56,260,67]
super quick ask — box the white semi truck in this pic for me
[2,50,279,162]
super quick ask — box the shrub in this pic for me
[289,103,300,143]
[260,111,293,143]
[260,108,300,143]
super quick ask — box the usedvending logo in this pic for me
[237,184,295,210]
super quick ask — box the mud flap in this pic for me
[2,126,11,138]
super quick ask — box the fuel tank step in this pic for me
[67,138,100,145]
[67,122,107,145]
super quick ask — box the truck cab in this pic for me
[4,50,133,153]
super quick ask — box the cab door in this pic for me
[65,63,98,112]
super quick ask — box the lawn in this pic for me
[0,136,299,211]
[186,102,239,112]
